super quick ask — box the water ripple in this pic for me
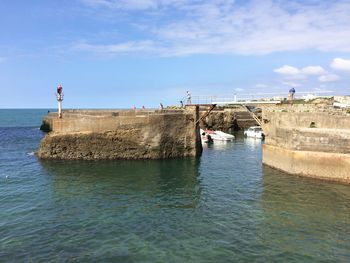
[0,111,350,262]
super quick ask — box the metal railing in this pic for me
[189,91,335,105]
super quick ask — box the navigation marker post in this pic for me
[56,84,63,118]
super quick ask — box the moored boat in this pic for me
[201,129,235,142]
[244,126,264,139]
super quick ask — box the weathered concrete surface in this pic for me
[263,144,350,183]
[200,106,258,131]
[267,127,350,153]
[262,104,350,183]
[38,108,202,160]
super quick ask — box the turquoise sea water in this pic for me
[0,109,350,262]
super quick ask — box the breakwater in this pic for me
[38,108,202,160]
[262,104,350,183]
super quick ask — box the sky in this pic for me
[1,0,350,108]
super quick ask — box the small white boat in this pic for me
[201,129,235,142]
[244,126,264,139]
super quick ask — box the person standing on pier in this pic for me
[186,91,192,105]
[288,88,295,105]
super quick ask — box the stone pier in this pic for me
[38,107,202,160]
[262,104,350,183]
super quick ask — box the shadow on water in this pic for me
[40,158,202,209]
[2,158,203,262]
[260,166,350,261]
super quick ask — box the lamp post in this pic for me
[56,84,63,118]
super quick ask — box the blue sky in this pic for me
[1,0,350,108]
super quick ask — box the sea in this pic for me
[0,109,350,262]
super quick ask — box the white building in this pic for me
[334,96,350,108]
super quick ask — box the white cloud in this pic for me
[274,65,300,75]
[275,65,329,76]
[274,63,339,88]
[77,0,350,56]
[318,74,340,82]
[80,0,187,10]
[73,40,158,54]
[302,66,326,75]
[275,64,333,84]
[330,58,350,72]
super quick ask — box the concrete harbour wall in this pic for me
[263,144,350,183]
[38,108,202,160]
[262,104,350,183]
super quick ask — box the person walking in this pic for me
[288,88,295,104]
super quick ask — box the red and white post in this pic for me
[56,84,63,118]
